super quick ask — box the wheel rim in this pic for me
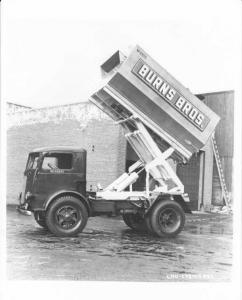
[158,208,181,233]
[55,205,80,230]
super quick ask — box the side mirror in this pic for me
[36,152,48,171]
[35,158,42,174]
[34,168,39,180]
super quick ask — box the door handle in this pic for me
[74,180,82,184]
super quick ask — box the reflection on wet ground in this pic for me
[7,206,233,281]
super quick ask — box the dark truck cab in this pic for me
[20,147,87,209]
[18,147,93,235]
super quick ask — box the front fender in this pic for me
[44,190,91,215]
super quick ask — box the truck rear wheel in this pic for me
[122,213,147,232]
[46,196,88,237]
[150,199,185,237]
[34,211,47,229]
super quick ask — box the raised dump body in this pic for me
[90,45,220,163]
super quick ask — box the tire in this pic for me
[34,211,47,229]
[144,213,155,235]
[122,213,147,232]
[150,199,185,237]
[46,196,88,237]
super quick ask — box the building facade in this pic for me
[7,91,234,210]
[7,102,127,204]
[177,91,234,210]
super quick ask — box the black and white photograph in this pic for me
[0,0,241,299]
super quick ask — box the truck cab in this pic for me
[18,147,91,234]
[19,146,87,211]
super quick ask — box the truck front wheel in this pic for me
[150,200,185,237]
[46,196,88,237]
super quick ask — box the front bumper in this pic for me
[16,204,32,216]
[17,192,32,216]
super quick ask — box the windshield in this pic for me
[26,153,40,171]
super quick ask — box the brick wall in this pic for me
[8,91,233,210]
[7,102,126,204]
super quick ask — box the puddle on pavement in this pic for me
[9,219,232,260]
[7,207,233,281]
[9,225,196,260]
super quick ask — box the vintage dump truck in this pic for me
[17,46,220,237]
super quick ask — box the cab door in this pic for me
[34,152,78,205]
[23,152,41,201]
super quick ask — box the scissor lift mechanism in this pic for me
[90,86,184,206]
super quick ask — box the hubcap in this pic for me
[56,206,80,229]
[158,208,181,233]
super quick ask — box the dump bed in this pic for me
[90,45,220,162]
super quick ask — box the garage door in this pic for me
[177,154,200,211]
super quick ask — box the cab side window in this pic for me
[42,153,73,170]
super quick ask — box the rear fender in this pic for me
[173,195,192,213]
[146,194,192,214]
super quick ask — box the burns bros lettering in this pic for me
[138,64,176,102]
[134,61,207,130]
[175,97,204,127]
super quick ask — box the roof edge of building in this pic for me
[35,100,89,111]
[7,100,90,115]
[196,90,234,97]
[7,102,32,109]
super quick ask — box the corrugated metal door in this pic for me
[177,154,200,211]
[202,91,234,195]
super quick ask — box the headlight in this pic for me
[25,191,32,200]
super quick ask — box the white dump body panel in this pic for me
[90,45,220,162]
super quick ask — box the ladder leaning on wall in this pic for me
[211,134,231,211]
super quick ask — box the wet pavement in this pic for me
[7,205,233,281]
